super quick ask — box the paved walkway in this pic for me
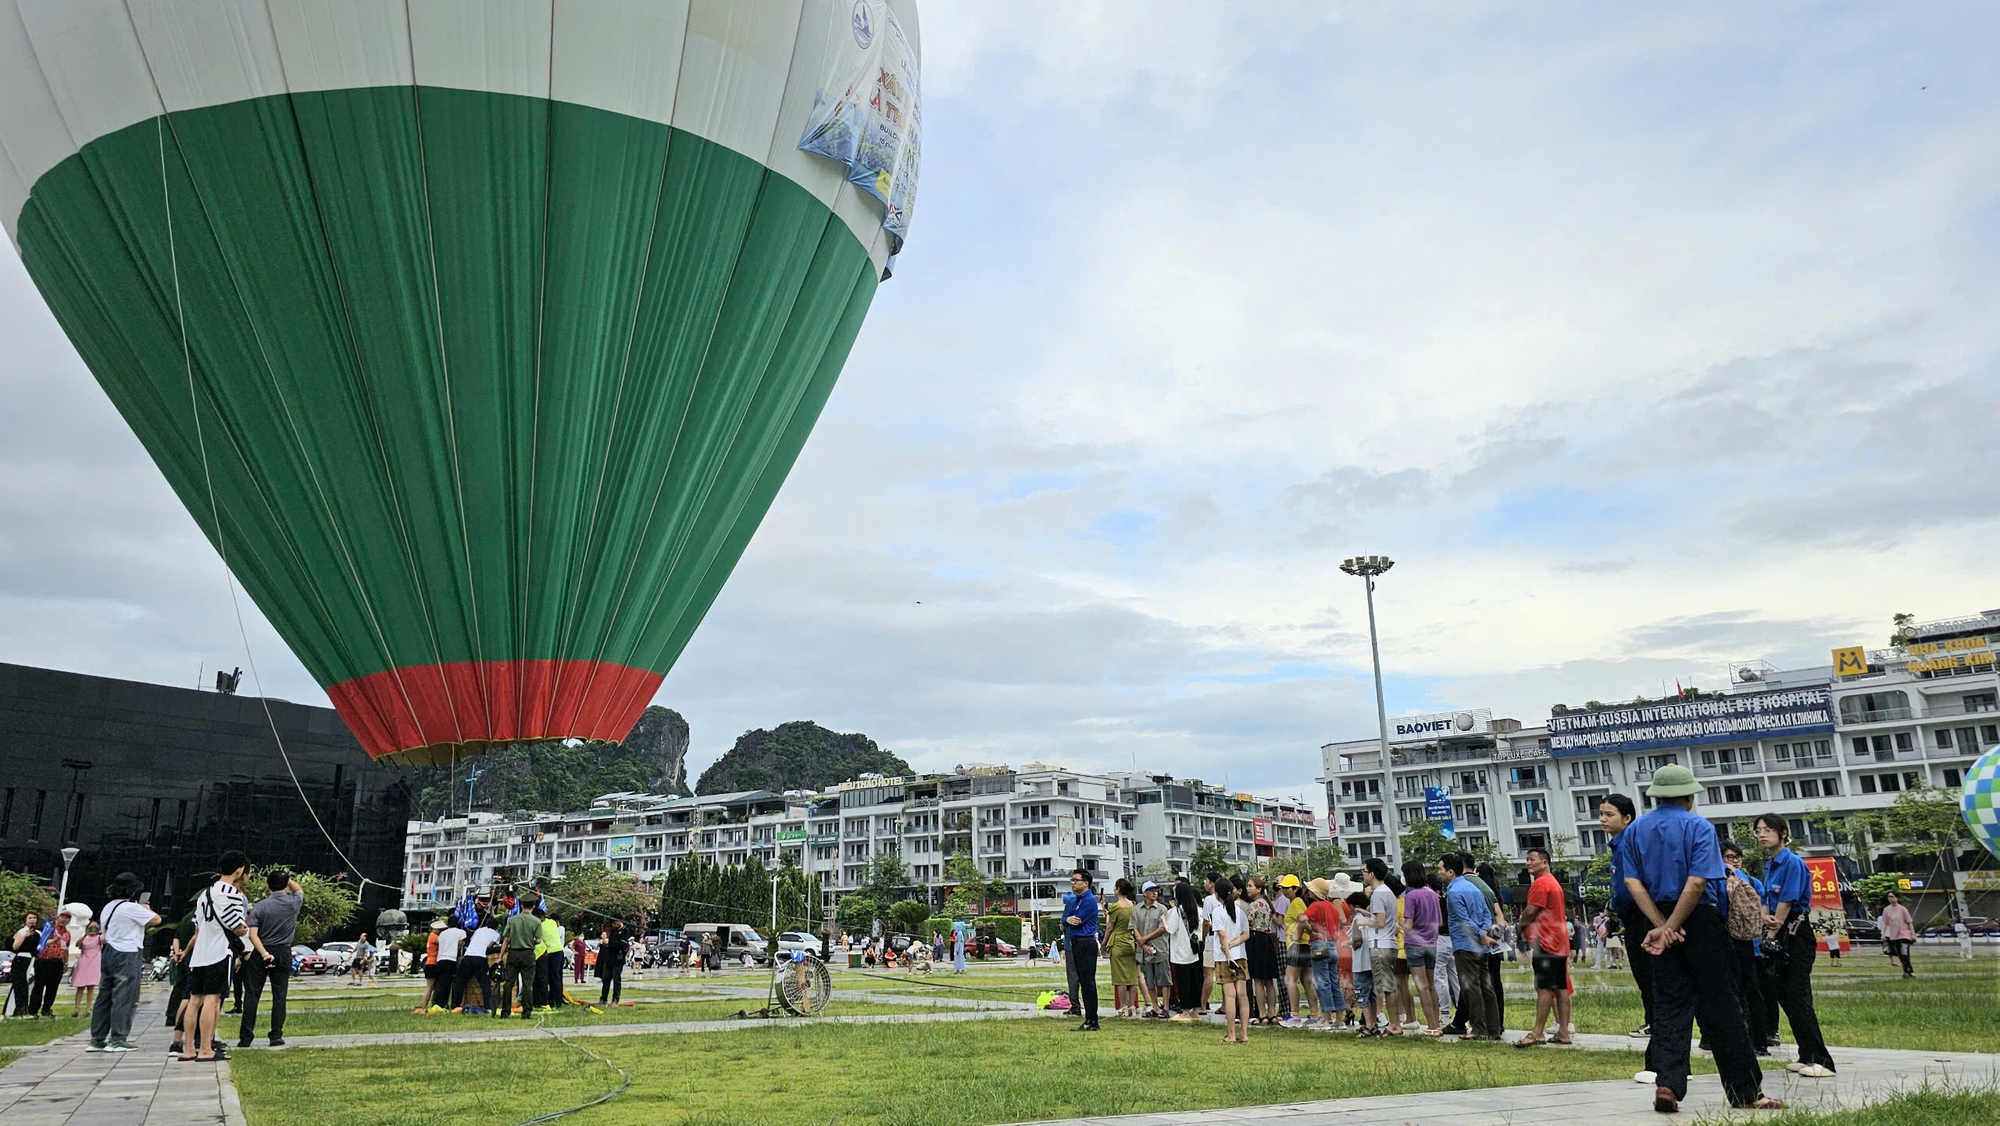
[1014,1038,2000,1125]
[5,988,1994,1126]
[0,990,243,1126]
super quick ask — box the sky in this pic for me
[4,3,1998,812]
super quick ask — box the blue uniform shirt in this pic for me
[1444,875,1492,952]
[1063,889,1100,940]
[1608,830,1634,913]
[1621,804,1726,916]
[1760,847,1810,912]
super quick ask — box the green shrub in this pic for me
[1038,916,1061,944]
[975,914,1021,946]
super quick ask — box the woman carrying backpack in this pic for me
[1719,841,1771,1055]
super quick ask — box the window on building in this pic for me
[1814,740,1832,761]
[1983,725,2000,746]
[1799,779,1820,798]
[1723,785,1744,803]
[1943,768,1963,788]
[1893,733,1913,753]
[1773,743,1791,763]
[1516,831,1548,852]
[1821,776,1841,796]
[1781,780,1798,800]
[1705,787,1722,804]
[1512,797,1546,822]
[1860,776,1877,794]
[1880,773,1902,793]
[1937,729,1956,750]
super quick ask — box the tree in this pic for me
[941,853,991,919]
[1872,785,1975,859]
[544,863,654,930]
[0,867,56,938]
[1398,820,1457,868]
[1890,612,1917,649]
[1801,806,1878,868]
[243,867,357,946]
[1139,859,1177,887]
[836,894,880,933]
[1188,841,1234,878]
[1851,872,1901,908]
[860,853,908,908]
[887,898,932,935]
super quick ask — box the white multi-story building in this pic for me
[1112,772,1321,876]
[1320,609,2000,882]
[403,762,1324,912]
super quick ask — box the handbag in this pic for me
[1307,939,1333,962]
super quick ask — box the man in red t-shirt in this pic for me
[1517,847,1572,1046]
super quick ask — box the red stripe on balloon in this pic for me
[327,660,662,758]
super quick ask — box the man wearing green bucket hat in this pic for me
[1620,765,1782,1115]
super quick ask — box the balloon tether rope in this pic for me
[158,116,390,898]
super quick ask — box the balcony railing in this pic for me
[1924,699,1999,719]
[1694,760,1757,777]
[1837,706,1913,726]
[1504,778,1549,792]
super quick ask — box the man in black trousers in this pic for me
[1062,869,1101,1031]
[1621,766,1779,1114]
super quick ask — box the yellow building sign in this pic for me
[1831,646,1869,677]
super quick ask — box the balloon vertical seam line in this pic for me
[156,111,389,897]
[538,0,698,741]
[399,0,478,754]
[516,0,562,748]
[564,0,779,731]
[116,2,385,891]
[573,193,835,736]
[245,0,445,753]
[611,228,866,700]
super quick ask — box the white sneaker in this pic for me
[1786,1062,1806,1073]
[1797,1064,1835,1079]
[1634,1070,1657,1085]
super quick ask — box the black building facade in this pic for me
[0,663,409,927]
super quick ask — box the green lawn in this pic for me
[276,997,940,1037]
[0,1015,88,1048]
[0,1050,17,1068]
[1761,1086,1999,1126]
[233,1015,1659,1126]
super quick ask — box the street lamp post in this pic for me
[58,846,81,908]
[1340,555,1397,865]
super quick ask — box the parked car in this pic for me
[1844,918,1881,943]
[292,947,330,975]
[1922,916,2000,936]
[318,941,356,972]
[679,923,770,966]
[776,931,819,956]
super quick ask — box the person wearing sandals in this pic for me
[1132,882,1171,1017]
[1440,855,1501,1040]
[184,851,251,1064]
[1303,878,1347,1027]
[1754,814,1836,1080]
[1243,878,1282,1025]
[1623,766,1780,1114]
[1515,847,1573,1048]
[1343,892,1380,1034]
[1399,861,1445,1036]
[1208,878,1251,1043]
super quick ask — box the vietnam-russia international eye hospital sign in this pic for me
[1546,688,1835,756]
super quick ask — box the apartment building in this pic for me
[403,762,1324,912]
[1111,772,1321,876]
[1319,608,2000,877]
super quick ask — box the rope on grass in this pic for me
[508,1011,635,1126]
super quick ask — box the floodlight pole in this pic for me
[1341,556,1397,866]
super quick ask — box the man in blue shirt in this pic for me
[1438,854,1501,1039]
[1062,869,1101,1031]
[1600,792,1658,1043]
[1754,813,1836,1076]
[1621,765,1776,1113]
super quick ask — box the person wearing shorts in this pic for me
[184,851,250,1063]
[1517,847,1573,1046]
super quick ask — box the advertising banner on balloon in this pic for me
[1803,856,1850,953]
[798,0,922,244]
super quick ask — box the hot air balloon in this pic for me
[1,0,921,763]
